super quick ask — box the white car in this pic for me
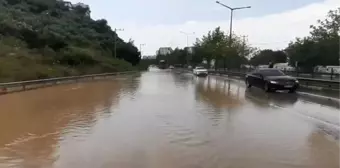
[193,66,208,77]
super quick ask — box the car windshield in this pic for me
[196,67,205,69]
[259,69,285,76]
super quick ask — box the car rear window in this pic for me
[259,69,285,76]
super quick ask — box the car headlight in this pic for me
[295,80,299,83]
[269,81,278,84]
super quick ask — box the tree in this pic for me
[249,49,287,66]
[193,27,252,69]
[286,8,339,71]
[0,0,141,81]
[161,27,253,69]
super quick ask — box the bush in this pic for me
[0,0,141,82]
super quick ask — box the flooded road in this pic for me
[0,70,339,168]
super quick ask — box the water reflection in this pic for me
[171,72,192,88]
[119,73,142,100]
[195,77,243,110]
[0,71,339,168]
[0,81,122,167]
[307,131,339,168]
[245,88,298,108]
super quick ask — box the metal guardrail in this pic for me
[295,77,339,90]
[213,68,340,81]
[0,71,137,95]
[208,70,340,90]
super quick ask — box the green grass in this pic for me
[0,42,136,82]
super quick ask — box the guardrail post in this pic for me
[1,87,7,94]
[330,68,334,80]
[311,70,314,78]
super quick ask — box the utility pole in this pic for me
[140,43,146,58]
[216,1,251,71]
[241,35,248,70]
[180,31,195,67]
[241,35,247,58]
[114,28,124,58]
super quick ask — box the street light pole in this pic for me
[114,28,124,58]
[216,1,251,70]
[229,10,233,46]
[180,31,195,66]
[140,43,146,57]
[180,31,195,47]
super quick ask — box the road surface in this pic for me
[0,69,339,168]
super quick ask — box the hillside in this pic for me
[0,0,140,82]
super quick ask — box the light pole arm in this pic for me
[216,1,233,10]
[233,6,251,10]
[216,1,251,10]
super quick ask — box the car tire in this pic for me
[264,82,271,92]
[246,79,252,88]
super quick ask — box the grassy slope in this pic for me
[0,0,137,82]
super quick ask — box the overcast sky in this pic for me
[69,0,339,55]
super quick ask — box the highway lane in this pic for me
[0,69,338,168]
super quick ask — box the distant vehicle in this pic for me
[169,65,174,69]
[273,63,295,72]
[193,66,208,77]
[158,60,167,69]
[245,68,299,93]
[314,65,340,74]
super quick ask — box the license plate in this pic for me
[285,85,293,88]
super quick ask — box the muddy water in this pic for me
[0,70,338,168]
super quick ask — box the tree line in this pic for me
[151,8,339,72]
[0,0,141,82]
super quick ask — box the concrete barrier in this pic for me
[0,71,138,95]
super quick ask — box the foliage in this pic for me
[0,0,140,81]
[286,8,339,71]
[249,49,287,66]
[156,48,188,65]
[138,58,158,70]
[157,27,253,69]
[193,27,253,69]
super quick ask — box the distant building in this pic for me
[156,47,173,56]
[143,55,156,59]
[315,65,340,74]
[273,63,295,71]
[184,47,195,54]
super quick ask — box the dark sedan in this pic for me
[245,68,299,93]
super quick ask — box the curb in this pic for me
[0,71,139,95]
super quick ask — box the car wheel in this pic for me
[264,82,271,92]
[245,79,252,88]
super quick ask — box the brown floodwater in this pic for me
[0,70,339,168]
